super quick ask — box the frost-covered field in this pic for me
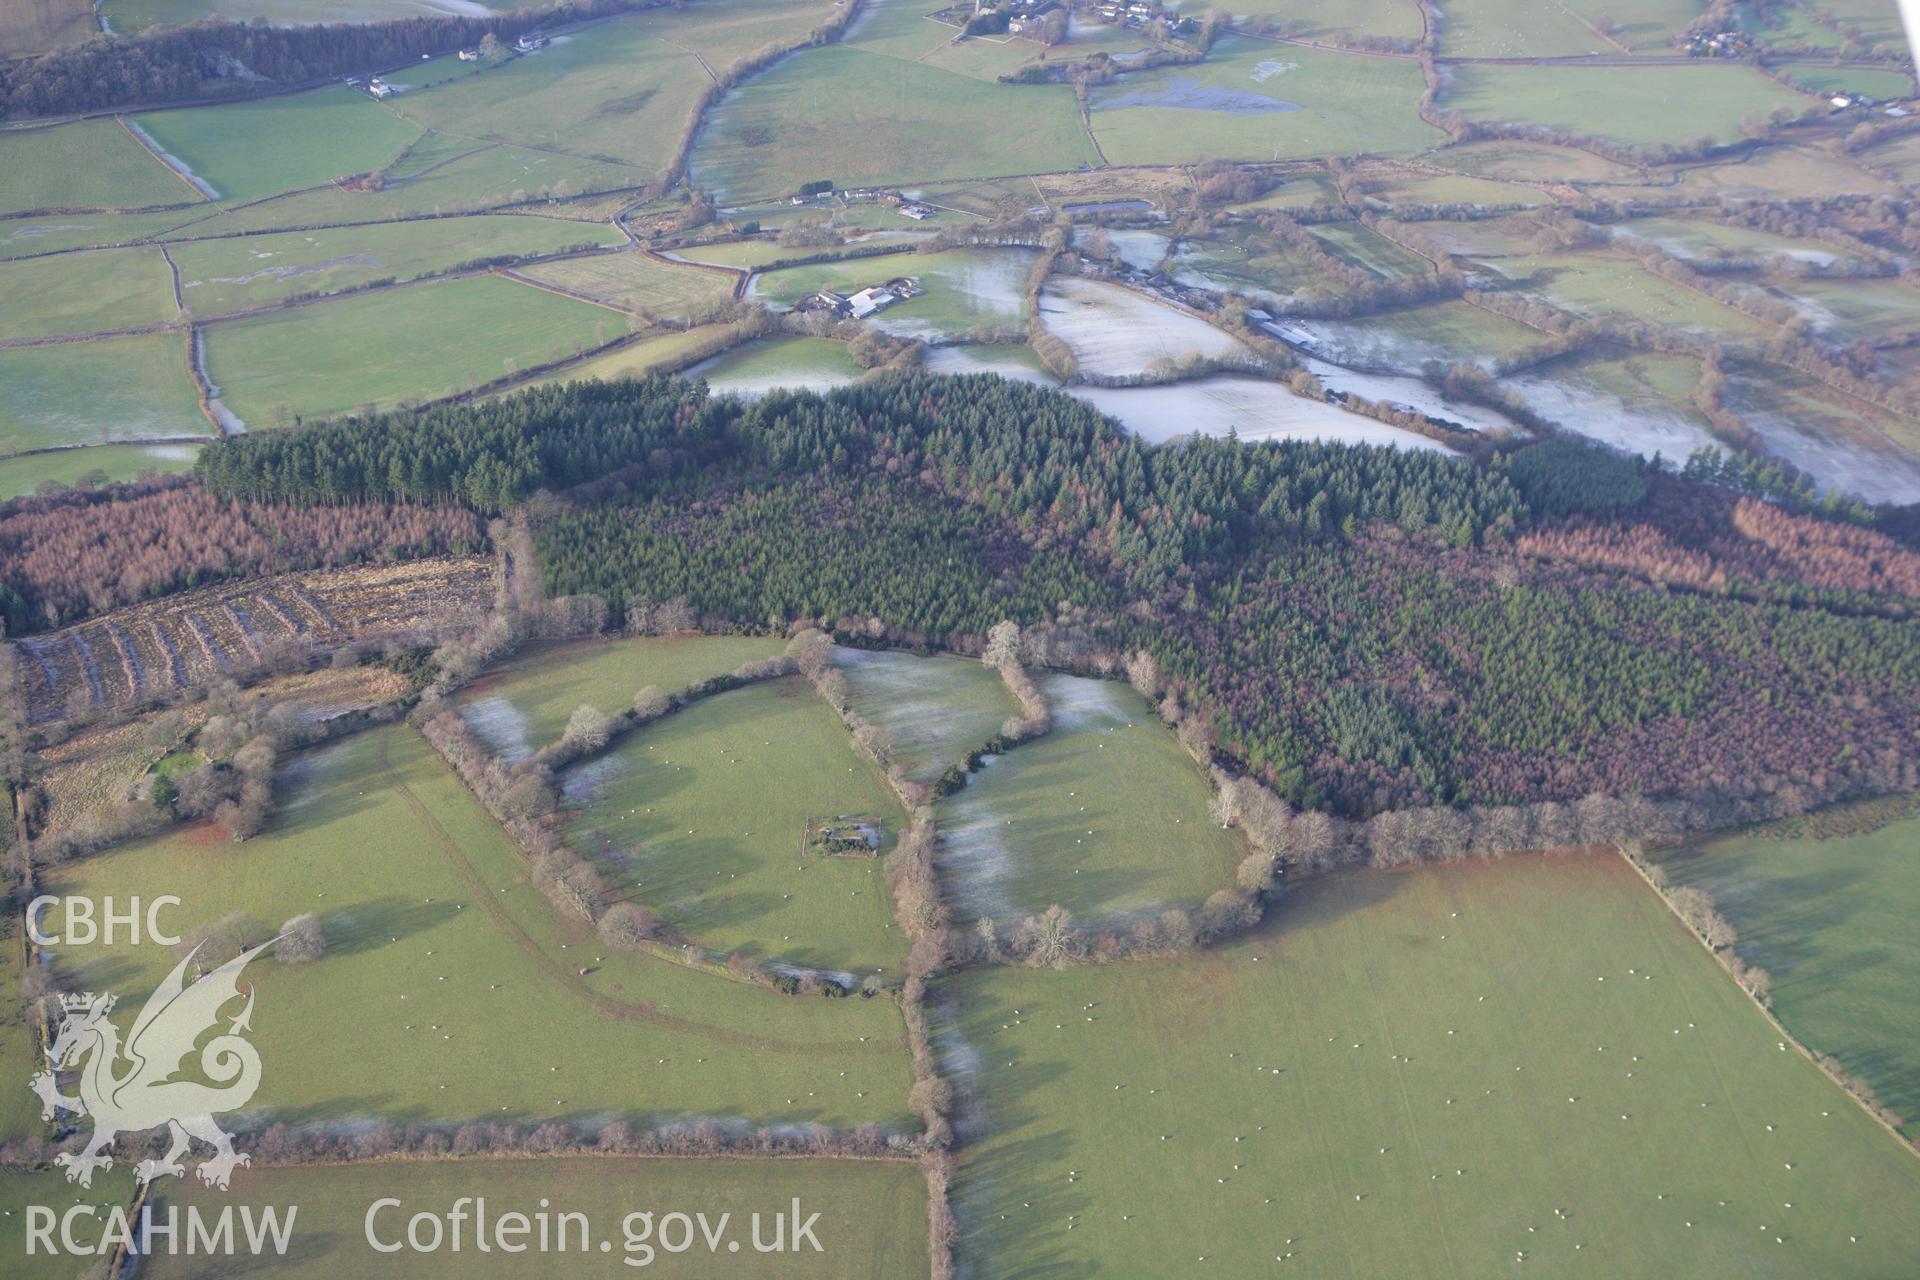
[936,673,1244,924]
[1038,276,1247,378]
[1504,371,1720,462]
[1071,376,1457,452]
[919,343,1057,384]
[834,646,1018,784]
[1303,358,1520,435]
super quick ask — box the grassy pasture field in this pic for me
[1276,299,1543,372]
[1777,63,1912,99]
[457,634,787,757]
[0,332,206,454]
[44,726,914,1130]
[1170,235,1344,303]
[1373,170,1549,208]
[0,119,200,215]
[1618,215,1878,268]
[146,1156,928,1279]
[689,335,864,396]
[936,674,1242,925]
[0,0,95,56]
[0,911,45,1144]
[943,852,1920,1277]
[834,647,1018,785]
[0,1168,139,1278]
[1803,0,1911,51]
[0,442,200,500]
[1232,172,1341,210]
[0,207,215,260]
[166,216,621,315]
[202,273,629,425]
[1088,38,1439,166]
[1659,810,1920,1141]
[133,86,423,205]
[522,325,735,390]
[1424,138,1643,184]
[1306,222,1432,279]
[752,247,1034,338]
[1442,63,1811,148]
[173,141,648,236]
[1647,143,1902,202]
[1494,249,1770,334]
[1721,365,1920,501]
[639,0,837,65]
[560,676,907,977]
[1219,0,1421,41]
[387,20,711,173]
[1764,277,1920,344]
[0,245,177,341]
[518,250,735,318]
[689,45,1098,202]
[1037,276,1247,379]
[1438,0,1701,56]
[100,0,500,33]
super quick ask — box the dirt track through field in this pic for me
[383,728,901,1059]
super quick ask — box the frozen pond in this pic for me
[1039,276,1246,379]
[1070,376,1457,453]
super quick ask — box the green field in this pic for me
[145,1156,927,1279]
[1659,810,1920,1139]
[0,912,46,1144]
[44,726,913,1130]
[0,442,201,500]
[0,332,206,454]
[560,676,907,977]
[836,647,1018,785]
[133,86,424,205]
[202,273,629,425]
[1765,277,1920,344]
[1621,215,1878,267]
[519,251,736,318]
[457,634,787,757]
[752,247,1034,338]
[0,207,217,260]
[0,1167,138,1279]
[1442,63,1811,148]
[1307,222,1433,279]
[388,18,712,172]
[689,44,1098,202]
[1222,0,1422,42]
[1090,39,1438,166]
[639,0,838,66]
[1777,63,1912,99]
[1378,170,1550,208]
[1802,0,1911,52]
[1496,249,1769,334]
[944,852,1920,1277]
[168,139,647,236]
[101,0,501,32]
[0,118,199,215]
[690,335,864,396]
[167,216,621,315]
[936,674,1242,925]
[844,0,1046,82]
[0,245,178,341]
[1439,0,1702,56]
[673,238,820,270]
[521,325,738,390]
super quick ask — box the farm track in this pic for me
[384,727,904,1059]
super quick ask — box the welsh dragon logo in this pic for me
[29,940,272,1190]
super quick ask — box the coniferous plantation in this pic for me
[187,372,1920,818]
[10,0,1920,1271]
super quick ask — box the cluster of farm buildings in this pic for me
[796,277,923,319]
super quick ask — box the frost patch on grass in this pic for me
[1302,358,1519,434]
[1071,375,1456,452]
[1504,371,1719,462]
[1038,276,1245,378]
[1038,672,1131,732]
[460,695,534,764]
[561,752,628,805]
[1094,76,1301,115]
[920,344,1056,385]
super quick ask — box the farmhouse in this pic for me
[516,32,549,51]
[366,78,395,99]
[457,48,481,61]
[897,201,935,220]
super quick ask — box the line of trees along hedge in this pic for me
[0,0,647,120]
